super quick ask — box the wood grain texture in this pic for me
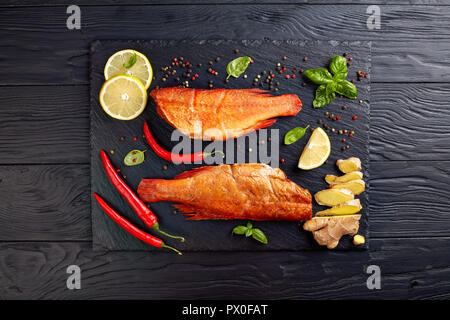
[1,238,450,299]
[1,82,448,165]
[2,6,450,85]
[0,165,91,241]
[1,161,448,241]
[370,83,450,161]
[3,1,450,6]
[0,86,89,164]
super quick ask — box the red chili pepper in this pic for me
[143,122,224,164]
[100,150,184,242]
[93,193,181,255]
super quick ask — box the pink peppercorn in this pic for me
[292,74,296,79]
[285,75,290,79]
[353,116,358,120]
[280,158,285,163]
[336,116,341,120]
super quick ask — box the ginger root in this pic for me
[314,188,354,207]
[336,157,361,173]
[325,171,363,185]
[303,215,361,249]
[316,199,362,216]
[331,179,365,195]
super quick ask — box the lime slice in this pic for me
[99,75,147,120]
[104,49,153,89]
[298,127,331,170]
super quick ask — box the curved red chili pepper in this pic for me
[100,150,184,242]
[93,193,181,255]
[143,121,224,163]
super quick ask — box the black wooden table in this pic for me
[1,1,450,300]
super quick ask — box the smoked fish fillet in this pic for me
[137,163,312,221]
[150,87,302,140]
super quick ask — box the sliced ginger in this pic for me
[325,171,363,185]
[331,179,365,195]
[303,215,361,249]
[316,199,362,216]
[336,157,361,173]
[314,188,354,207]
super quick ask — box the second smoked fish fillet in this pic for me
[137,163,312,221]
[150,87,302,140]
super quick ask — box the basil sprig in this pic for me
[232,222,268,244]
[304,55,357,108]
[124,149,146,166]
[284,125,310,145]
[226,56,251,80]
[123,53,137,69]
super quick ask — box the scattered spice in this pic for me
[352,116,358,120]
[234,49,239,54]
[163,165,168,170]
[342,105,347,110]
[283,56,287,60]
[280,158,285,163]
[110,150,115,155]
[215,57,221,62]
[120,137,125,141]
[303,57,308,61]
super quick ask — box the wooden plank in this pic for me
[2,1,449,6]
[0,165,91,241]
[370,83,450,161]
[1,82,448,165]
[0,161,449,241]
[1,238,449,299]
[370,161,450,238]
[2,6,450,85]
[0,86,89,164]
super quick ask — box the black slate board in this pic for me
[90,40,370,251]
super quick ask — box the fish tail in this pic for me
[137,179,175,203]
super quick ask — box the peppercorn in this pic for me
[283,56,287,60]
[338,130,343,134]
[317,119,322,124]
[342,138,346,142]
[280,158,285,163]
[351,79,355,83]
[163,165,168,170]
[274,88,279,92]
[234,49,239,54]
[269,85,273,89]
[292,74,296,79]
[209,61,213,65]
[325,112,329,115]
[353,116,358,120]
[198,63,202,67]
[215,57,220,62]
[162,77,166,82]
[262,70,266,75]
[343,52,348,57]
[349,57,353,61]
[347,62,351,67]
[346,145,350,149]
[299,69,304,73]
[303,57,308,61]
[110,150,115,155]
[275,81,279,86]
[243,74,247,79]
[341,147,345,151]
[208,83,213,88]
[301,82,306,87]
[342,105,347,110]
[285,75,290,79]
[331,128,335,132]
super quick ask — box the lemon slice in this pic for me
[298,127,331,170]
[104,49,153,89]
[99,75,147,120]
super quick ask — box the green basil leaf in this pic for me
[304,68,333,84]
[226,56,252,80]
[335,80,358,99]
[251,228,268,244]
[123,53,137,69]
[326,81,337,96]
[284,125,310,145]
[232,225,248,235]
[333,71,348,81]
[245,228,253,237]
[313,84,336,108]
[124,149,145,166]
[246,222,253,229]
[329,55,347,75]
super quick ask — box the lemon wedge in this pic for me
[99,75,147,120]
[104,49,153,89]
[298,127,331,170]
